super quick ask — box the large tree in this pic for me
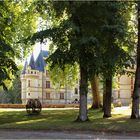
[28,1,134,121]
[29,1,103,121]
[131,2,140,119]
[0,1,18,89]
[99,2,134,117]
[0,1,38,89]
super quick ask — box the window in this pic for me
[31,71,33,74]
[46,81,50,88]
[60,92,64,99]
[118,92,120,99]
[28,93,30,96]
[28,80,30,87]
[75,88,78,94]
[46,92,50,99]
[46,70,48,76]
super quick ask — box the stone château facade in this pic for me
[21,50,79,104]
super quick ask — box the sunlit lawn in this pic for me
[0,108,139,132]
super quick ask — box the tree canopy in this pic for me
[0,0,38,89]
[28,1,135,120]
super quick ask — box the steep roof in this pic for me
[22,59,28,74]
[35,50,46,72]
[42,50,48,57]
[22,50,48,74]
[29,53,36,69]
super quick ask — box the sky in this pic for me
[20,42,48,66]
[33,42,48,60]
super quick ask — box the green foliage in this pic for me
[29,1,135,79]
[8,0,38,58]
[26,1,136,120]
[98,2,135,79]
[0,1,38,89]
[0,1,18,89]
[0,65,22,104]
[48,63,79,89]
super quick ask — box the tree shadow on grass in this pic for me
[0,109,140,132]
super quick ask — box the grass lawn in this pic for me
[0,108,139,132]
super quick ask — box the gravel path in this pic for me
[0,129,139,139]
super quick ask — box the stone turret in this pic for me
[21,49,49,104]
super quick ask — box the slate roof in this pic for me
[35,50,47,72]
[22,50,48,74]
[29,53,36,70]
[22,59,28,74]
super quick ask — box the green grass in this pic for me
[0,109,140,132]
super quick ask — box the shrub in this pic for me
[113,100,122,107]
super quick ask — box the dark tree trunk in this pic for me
[102,81,106,111]
[103,78,112,118]
[131,2,140,119]
[76,65,89,122]
[131,68,140,119]
[90,75,101,109]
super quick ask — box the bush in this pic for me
[113,100,122,107]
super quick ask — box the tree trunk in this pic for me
[131,2,140,119]
[76,65,89,122]
[131,68,140,119]
[102,81,106,111]
[103,78,112,118]
[90,75,101,109]
[69,1,89,122]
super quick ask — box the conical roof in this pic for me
[22,59,28,74]
[22,49,48,74]
[35,50,48,72]
[29,53,36,69]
